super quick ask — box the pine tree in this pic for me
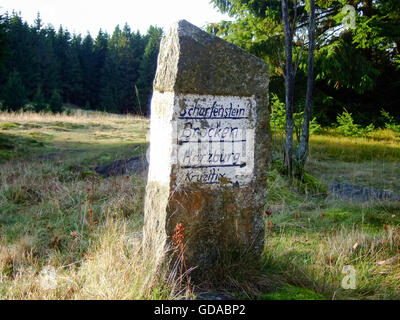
[0,14,10,72]
[1,71,26,111]
[79,33,96,108]
[6,13,37,100]
[138,26,163,115]
[49,89,63,113]
[68,34,83,105]
[33,86,47,112]
[55,26,72,103]
[92,29,109,108]
[0,13,165,115]
[39,25,61,98]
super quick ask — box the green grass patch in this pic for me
[0,122,19,130]
[310,133,400,162]
[0,132,47,162]
[45,122,86,130]
[260,285,326,300]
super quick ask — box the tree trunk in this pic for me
[363,0,373,18]
[282,0,295,176]
[296,0,315,171]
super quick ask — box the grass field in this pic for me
[0,110,399,300]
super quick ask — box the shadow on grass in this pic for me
[0,132,45,162]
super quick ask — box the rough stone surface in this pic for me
[143,20,271,280]
[153,20,268,97]
[329,180,400,202]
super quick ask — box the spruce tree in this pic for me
[49,89,63,113]
[33,86,47,112]
[1,71,26,111]
[138,26,163,115]
[0,14,10,72]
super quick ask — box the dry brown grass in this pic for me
[0,109,146,125]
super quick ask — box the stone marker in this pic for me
[143,20,271,279]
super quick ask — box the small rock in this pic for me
[329,180,400,202]
[92,155,148,178]
[196,292,234,300]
